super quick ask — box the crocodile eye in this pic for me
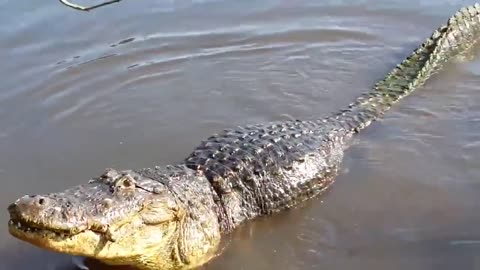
[115,175,136,190]
[122,178,134,188]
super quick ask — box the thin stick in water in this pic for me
[59,0,122,11]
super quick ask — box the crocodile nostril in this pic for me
[37,197,46,206]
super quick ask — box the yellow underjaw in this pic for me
[8,216,184,269]
[7,219,102,255]
[8,217,151,261]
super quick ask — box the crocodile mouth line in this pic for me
[8,218,79,240]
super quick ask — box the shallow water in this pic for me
[1,0,480,269]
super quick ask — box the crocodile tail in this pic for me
[330,4,480,132]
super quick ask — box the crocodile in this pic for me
[7,4,480,270]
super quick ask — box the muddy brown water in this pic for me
[1,0,480,269]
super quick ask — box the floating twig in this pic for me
[59,0,122,11]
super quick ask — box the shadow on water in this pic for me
[0,246,75,270]
[0,244,135,270]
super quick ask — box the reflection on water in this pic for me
[1,0,480,269]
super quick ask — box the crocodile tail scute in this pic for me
[330,3,480,132]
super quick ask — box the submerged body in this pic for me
[7,4,480,270]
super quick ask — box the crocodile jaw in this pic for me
[8,220,102,255]
[8,214,185,269]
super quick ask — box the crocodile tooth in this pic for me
[17,222,21,228]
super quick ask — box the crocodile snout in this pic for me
[7,193,91,234]
[8,195,51,221]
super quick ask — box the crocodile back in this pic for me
[185,120,349,230]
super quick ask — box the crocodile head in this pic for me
[7,168,209,269]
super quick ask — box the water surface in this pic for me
[1,0,480,269]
